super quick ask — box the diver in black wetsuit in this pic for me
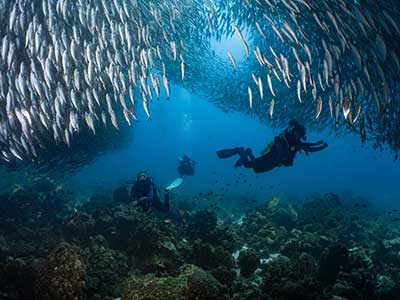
[178,154,196,176]
[216,120,328,174]
[130,171,170,212]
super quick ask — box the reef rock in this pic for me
[187,210,218,242]
[375,274,400,300]
[266,197,298,229]
[318,244,349,284]
[331,296,349,300]
[383,237,400,251]
[238,249,261,278]
[34,243,87,300]
[192,240,234,271]
[84,246,128,298]
[64,212,96,239]
[121,264,224,300]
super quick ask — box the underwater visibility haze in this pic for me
[1,0,400,299]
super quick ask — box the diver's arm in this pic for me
[301,142,328,152]
[130,184,140,205]
[148,186,155,200]
[130,184,137,198]
[300,140,325,147]
[137,187,154,202]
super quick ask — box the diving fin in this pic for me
[216,147,244,159]
[234,157,245,167]
[165,177,183,191]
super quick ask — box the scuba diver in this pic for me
[178,154,196,176]
[216,120,328,174]
[130,171,183,212]
[130,171,169,212]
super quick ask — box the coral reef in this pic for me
[34,243,87,300]
[0,180,399,300]
[237,248,260,278]
[121,264,224,300]
[84,243,129,298]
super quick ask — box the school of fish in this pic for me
[204,0,400,152]
[1,0,400,162]
[0,0,195,162]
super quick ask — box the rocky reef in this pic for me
[121,264,225,300]
[0,179,400,300]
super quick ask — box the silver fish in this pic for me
[269,99,275,119]
[227,51,237,71]
[315,98,323,119]
[267,74,275,97]
[248,86,253,109]
[234,26,249,57]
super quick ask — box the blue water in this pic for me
[69,81,400,211]
[1,36,390,211]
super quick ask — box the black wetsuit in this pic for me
[130,179,170,212]
[239,131,327,173]
[178,155,195,176]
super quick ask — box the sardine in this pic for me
[267,74,275,97]
[234,26,249,57]
[269,99,275,119]
[227,51,237,71]
[297,80,302,103]
[255,22,266,39]
[315,97,323,119]
[258,77,264,99]
[248,86,253,109]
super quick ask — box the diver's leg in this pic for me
[216,147,245,159]
[243,152,277,173]
[152,197,168,212]
[252,161,277,173]
[246,148,256,160]
[234,148,255,167]
[164,189,170,212]
[153,190,170,212]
